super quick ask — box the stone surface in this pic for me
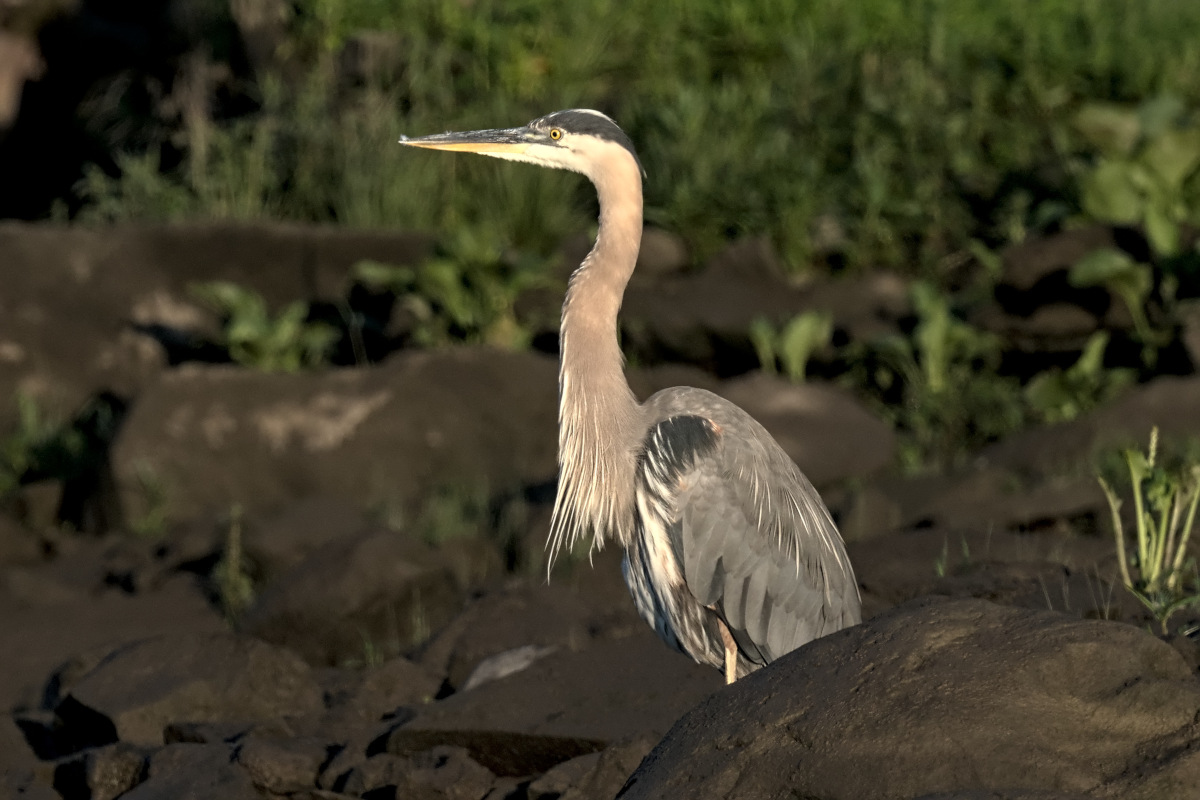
[393,630,720,775]
[240,527,464,666]
[120,742,259,800]
[620,598,1200,800]
[56,633,323,748]
[110,350,559,526]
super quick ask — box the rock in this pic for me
[620,598,1200,799]
[236,734,329,794]
[0,572,224,715]
[0,222,434,429]
[241,528,464,666]
[55,633,323,749]
[245,494,375,581]
[978,375,1200,476]
[392,631,720,775]
[330,746,495,799]
[529,735,656,800]
[719,373,895,485]
[633,227,689,278]
[121,742,259,800]
[999,226,1116,293]
[110,349,559,527]
[52,742,145,800]
[629,367,895,487]
[417,579,637,693]
[320,655,440,735]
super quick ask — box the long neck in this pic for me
[548,152,644,565]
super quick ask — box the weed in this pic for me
[212,503,255,623]
[847,282,1024,472]
[1097,427,1200,633]
[352,231,556,350]
[191,281,338,371]
[1024,331,1135,423]
[128,462,170,540]
[750,311,833,382]
[1074,96,1200,259]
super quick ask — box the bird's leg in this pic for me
[716,618,738,685]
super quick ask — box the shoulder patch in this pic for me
[639,416,721,484]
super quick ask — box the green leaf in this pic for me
[1080,160,1143,224]
[1141,128,1200,192]
[1074,103,1141,157]
[1143,200,1181,258]
[777,311,833,382]
[1068,248,1141,288]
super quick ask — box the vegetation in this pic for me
[212,503,256,623]
[352,232,557,350]
[77,0,1200,274]
[750,311,833,382]
[191,281,339,371]
[1098,428,1200,633]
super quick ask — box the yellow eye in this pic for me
[550,128,562,140]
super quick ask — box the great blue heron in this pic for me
[402,109,861,684]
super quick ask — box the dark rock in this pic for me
[52,742,146,800]
[333,656,441,722]
[530,735,656,800]
[394,631,719,775]
[719,373,895,485]
[241,528,464,666]
[0,222,434,429]
[633,227,689,278]
[332,746,494,799]
[978,375,1200,476]
[236,734,329,794]
[0,573,224,714]
[56,633,323,748]
[110,349,558,526]
[629,367,896,486]
[416,581,634,693]
[620,598,1200,799]
[1000,226,1116,293]
[121,742,258,800]
[245,495,374,580]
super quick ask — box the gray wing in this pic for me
[643,401,861,666]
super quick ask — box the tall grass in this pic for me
[80,0,1200,272]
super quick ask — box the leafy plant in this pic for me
[853,282,1024,471]
[1024,331,1135,423]
[353,232,555,349]
[1074,96,1200,258]
[191,281,337,371]
[1068,248,1165,362]
[750,311,833,382]
[1097,427,1200,633]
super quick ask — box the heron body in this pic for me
[402,109,861,683]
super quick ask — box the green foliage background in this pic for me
[80,0,1200,273]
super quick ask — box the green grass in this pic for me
[77,0,1200,273]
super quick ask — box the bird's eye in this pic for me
[550,128,562,140]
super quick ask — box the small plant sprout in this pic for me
[1097,427,1200,633]
[213,503,255,623]
[750,311,833,382]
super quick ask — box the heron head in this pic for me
[400,109,644,182]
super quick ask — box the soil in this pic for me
[3,221,1200,799]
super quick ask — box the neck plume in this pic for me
[547,144,645,569]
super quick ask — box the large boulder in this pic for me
[110,348,559,526]
[621,598,1200,800]
[0,222,433,424]
[54,633,324,749]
